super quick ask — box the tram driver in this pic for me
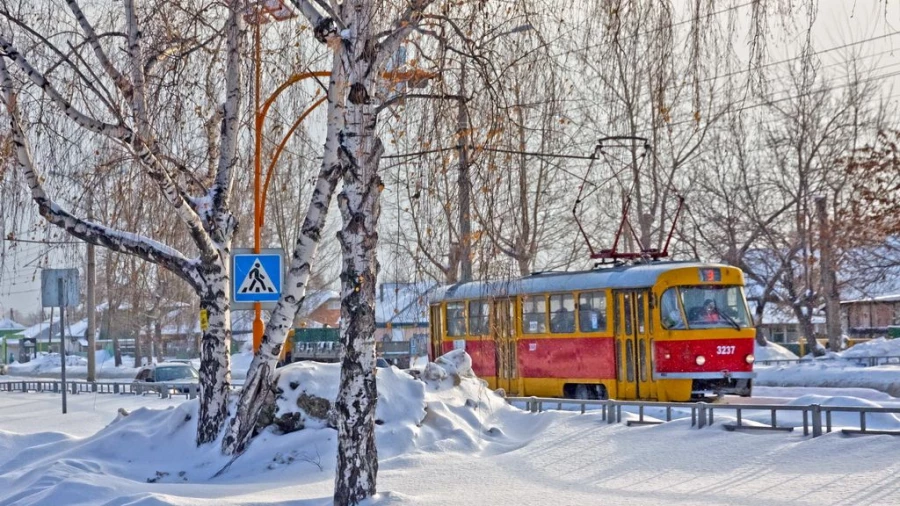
[700,299,721,323]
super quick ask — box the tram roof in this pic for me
[430,261,732,301]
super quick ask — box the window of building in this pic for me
[578,291,607,332]
[521,295,547,334]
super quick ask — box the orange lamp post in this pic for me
[245,1,435,352]
[246,0,329,352]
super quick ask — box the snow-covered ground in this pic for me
[5,350,141,380]
[4,351,249,381]
[754,339,900,397]
[1,347,899,505]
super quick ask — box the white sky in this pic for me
[2,2,899,318]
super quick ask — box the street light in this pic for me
[244,1,436,351]
[245,0,328,352]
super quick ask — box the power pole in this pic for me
[456,63,472,283]
[86,192,96,382]
[816,197,842,351]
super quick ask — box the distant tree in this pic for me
[1,0,245,443]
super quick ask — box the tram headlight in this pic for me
[695,355,706,366]
[745,354,755,364]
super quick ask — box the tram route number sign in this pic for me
[699,268,721,283]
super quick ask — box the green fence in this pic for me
[293,328,340,343]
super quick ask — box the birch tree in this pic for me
[0,0,243,444]
[225,3,438,504]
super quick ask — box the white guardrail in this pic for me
[507,397,900,438]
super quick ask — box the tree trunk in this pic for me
[795,305,821,357]
[334,1,381,503]
[333,139,381,506]
[154,318,163,363]
[456,64,472,283]
[110,306,122,367]
[134,331,142,368]
[86,193,96,381]
[753,300,768,346]
[816,197,842,350]
[196,259,232,446]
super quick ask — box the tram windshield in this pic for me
[661,286,751,329]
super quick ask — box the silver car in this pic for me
[133,363,199,394]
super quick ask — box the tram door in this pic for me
[492,298,519,395]
[614,290,654,400]
[429,305,444,360]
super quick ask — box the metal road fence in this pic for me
[4,380,900,438]
[756,355,900,367]
[508,397,900,438]
[0,380,202,399]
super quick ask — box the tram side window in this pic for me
[578,291,607,332]
[661,288,685,329]
[447,302,466,337]
[521,295,547,334]
[549,294,576,333]
[468,300,489,335]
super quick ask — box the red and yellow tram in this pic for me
[428,262,756,402]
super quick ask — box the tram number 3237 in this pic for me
[716,345,736,355]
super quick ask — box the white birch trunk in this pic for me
[332,1,382,503]
[196,261,233,445]
[281,0,431,501]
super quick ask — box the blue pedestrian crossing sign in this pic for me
[232,248,283,308]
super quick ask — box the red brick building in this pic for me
[294,290,341,328]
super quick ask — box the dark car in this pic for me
[133,363,200,395]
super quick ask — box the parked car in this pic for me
[133,362,200,394]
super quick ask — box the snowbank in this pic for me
[840,337,900,358]
[6,352,139,379]
[230,351,253,379]
[754,340,799,361]
[755,359,900,397]
[0,349,536,503]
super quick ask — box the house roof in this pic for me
[19,320,59,339]
[376,282,436,326]
[841,293,900,304]
[298,289,340,318]
[0,318,24,330]
[748,301,826,325]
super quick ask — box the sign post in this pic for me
[41,269,80,414]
